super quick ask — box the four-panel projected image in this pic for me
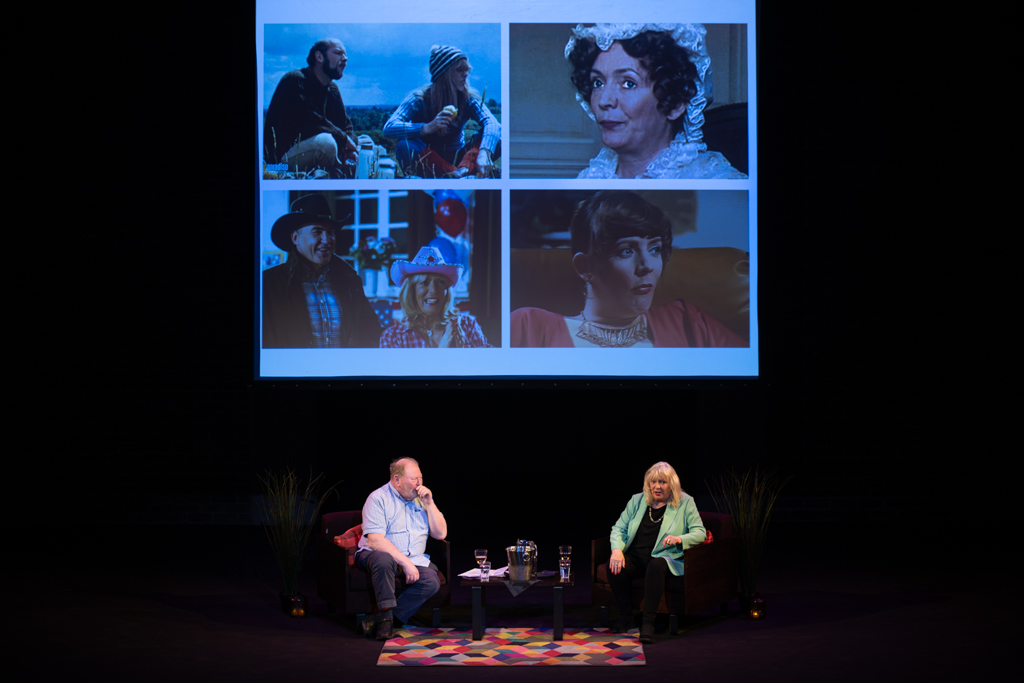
[257,1,757,378]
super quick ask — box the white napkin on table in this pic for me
[458,566,509,578]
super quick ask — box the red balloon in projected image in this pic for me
[435,199,467,238]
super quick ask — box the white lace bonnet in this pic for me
[564,23,712,143]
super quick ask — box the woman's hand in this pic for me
[608,549,626,575]
[437,315,463,348]
[423,109,455,136]
[662,535,682,548]
[475,149,492,177]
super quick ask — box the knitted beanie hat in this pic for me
[429,45,466,82]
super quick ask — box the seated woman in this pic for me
[566,23,746,179]
[383,45,500,178]
[381,247,491,348]
[607,461,706,644]
[511,191,746,348]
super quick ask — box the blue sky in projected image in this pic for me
[264,24,501,108]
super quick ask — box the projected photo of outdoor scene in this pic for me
[262,24,501,179]
[261,189,501,349]
[509,190,749,348]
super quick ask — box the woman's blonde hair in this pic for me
[643,461,684,508]
[399,273,457,334]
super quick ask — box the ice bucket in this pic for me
[506,540,538,581]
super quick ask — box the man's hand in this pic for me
[418,485,447,540]
[402,559,420,583]
[340,133,358,162]
[415,485,435,507]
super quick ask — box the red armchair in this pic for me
[591,511,738,634]
[316,510,451,629]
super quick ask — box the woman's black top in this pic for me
[627,505,667,562]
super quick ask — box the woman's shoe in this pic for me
[610,616,631,633]
[639,621,655,644]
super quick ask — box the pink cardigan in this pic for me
[511,301,746,348]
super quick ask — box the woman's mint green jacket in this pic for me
[610,493,707,576]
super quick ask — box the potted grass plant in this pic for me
[258,469,339,617]
[708,467,790,619]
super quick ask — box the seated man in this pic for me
[355,457,447,639]
[263,38,358,177]
[262,194,382,348]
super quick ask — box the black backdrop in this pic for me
[34,2,994,573]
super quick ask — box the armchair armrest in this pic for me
[592,537,612,584]
[426,537,451,582]
[316,534,360,610]
[682,535,739,614]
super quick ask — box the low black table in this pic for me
[460,573,574,640]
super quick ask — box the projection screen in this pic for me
[256,0,757,378]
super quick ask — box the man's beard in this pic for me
[323,62,344,80]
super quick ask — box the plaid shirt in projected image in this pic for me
[379,314,491,348]
[299,265,343,348]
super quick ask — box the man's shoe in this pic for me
[610,616,631,634]
[361,613,378,638]
[375,618,394,641]
[638,622,655,644]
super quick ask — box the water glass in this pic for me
[559,557,571,581]
[480,561,491,582]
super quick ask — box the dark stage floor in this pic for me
[13,526,1010,681]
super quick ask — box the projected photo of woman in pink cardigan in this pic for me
[510,190,749,348]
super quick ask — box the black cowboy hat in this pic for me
[270,194,347,251]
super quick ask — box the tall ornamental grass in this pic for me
[708,467,790,597]
[258,470,339,595]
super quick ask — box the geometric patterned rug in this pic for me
[378,627,645,666]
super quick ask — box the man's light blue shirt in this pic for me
[357,482,431,567]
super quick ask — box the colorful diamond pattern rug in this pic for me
[377,627,645,666]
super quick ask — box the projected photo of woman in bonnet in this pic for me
[384,44,501,178]
[381,247,491,348]
[566,23,746,179]
[510,191,745,348]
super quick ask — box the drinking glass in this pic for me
[558,545,571,559]
[480,561,492,582]
[559,558,571,580]
[474,549,487,568]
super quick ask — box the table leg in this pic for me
[472,586,483,640]
[553,586,563,640]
